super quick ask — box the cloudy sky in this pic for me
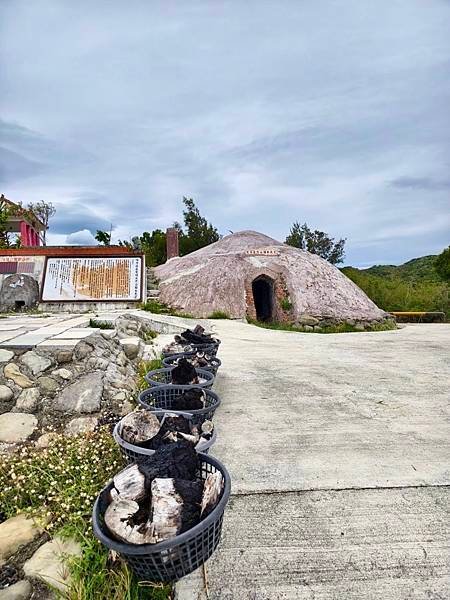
[1,1,449,266]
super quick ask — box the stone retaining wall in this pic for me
[0,314,159,450]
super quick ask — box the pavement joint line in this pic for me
[229,483,450,498]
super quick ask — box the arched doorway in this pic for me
[252,276,274,321]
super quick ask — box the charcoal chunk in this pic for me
[137,441,200,487]
[171,388,204,411]
[174,478,204,533]
[171,358,198,385]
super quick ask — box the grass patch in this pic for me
[248,319,397,334]
[208,311,230,319]
[89,319,113,330]
[140,300,171,315]
[62,526,171,600]
[140,300,194,319]
[137,357,163,391]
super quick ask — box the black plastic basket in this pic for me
[92,453,231,583]
[113,412,217,462]
[139,385,221,425]
[162,352,222,376]
[144,367,215,389]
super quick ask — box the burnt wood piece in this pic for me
[171,358,198,385]
[201,472,223,518]
[150,478,183,541]
[176,328,217,345]
[135,415,194,450]
[150,478,204,542]
[113,464,147,501]
[162,415,192,435]
[104,498,156,544]
[120,410,161,445]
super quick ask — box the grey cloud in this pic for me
[0,147,42,182]
[51,197,112,235]
[390,177,450,191]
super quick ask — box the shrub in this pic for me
[89,319,113,330]
[208,311,230,319]
[280,298,292,311]
[0,428,124,531]
[142,329,158,342]
[435,246,450,281]
[140,300,171,314]
[342,268,450,318]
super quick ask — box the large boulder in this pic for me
[0,514,42,560]
[0,412,38,442]
[3,363,33,389]
[119,336,142,360]
[0,385,13,403]
[65,416,98,435]
[0,274,39,311]
[23,536,81,593]
[0,580,32,599]
[13,388,40,413]
[0,349,14,363]
[20,351,52,376]
[52,372,103,413]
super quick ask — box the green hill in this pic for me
[364,255,440,282]
[342,254,449,318]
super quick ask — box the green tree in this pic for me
[119,230,167,266]
[285,222,346,264]
[435,246,450,281]
[0,198,21,248]
[342,267,449,318]
[178,197,219,255]
[140,229,167,266]
[27,200,56,246]
[95,230,111,246]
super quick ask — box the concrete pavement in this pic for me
[176,322,450,599]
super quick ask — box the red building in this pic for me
[0,195,45,246]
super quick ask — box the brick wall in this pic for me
[245,271,293,323]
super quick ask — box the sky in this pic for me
[1,0,449,267]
